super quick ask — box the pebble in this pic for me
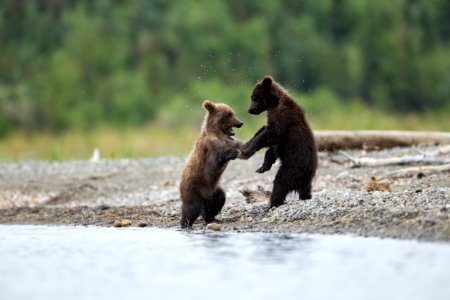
[137,222,148,227]
[113,219,132,227]
[121,219,132,227]
[206,223,221,231]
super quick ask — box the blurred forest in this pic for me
[0,0,449,158]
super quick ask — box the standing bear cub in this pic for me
[180,100,243,228]
[242,76,318,207]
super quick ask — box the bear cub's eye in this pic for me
[226,112,233,118]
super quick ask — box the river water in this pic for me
[0,225,449,300]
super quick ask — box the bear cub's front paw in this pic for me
[238,150,250,160]
[239,148,255,159]
[256,164,271,173]
[227,148,240,160]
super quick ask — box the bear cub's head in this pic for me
[203,100,243,138]
[248,76,280,115]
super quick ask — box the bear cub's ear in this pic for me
[203,100,216,113]
[262,76,273,91]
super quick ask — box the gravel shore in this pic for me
[1,145,449,242]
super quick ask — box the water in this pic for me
[1,226,449,300]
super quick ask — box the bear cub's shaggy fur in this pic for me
[180,100,243,228]
[242,76,318,207]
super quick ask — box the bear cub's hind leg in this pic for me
[180,200,203,228]
[299,184,312,200]
[269,171,290,207]
[202,187,226,223]
[269,183,289,207]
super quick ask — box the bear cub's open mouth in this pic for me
[224,121,243,138]
[225,126,235,137]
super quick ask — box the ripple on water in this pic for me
[0,225,449,300]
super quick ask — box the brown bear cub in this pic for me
[242,76,318,207]
[180,100,243,228]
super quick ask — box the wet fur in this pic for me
[242,76,318,207]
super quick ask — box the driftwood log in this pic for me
[320,131,450,177]
[315,130,450,151]
[384,163,450,179]
[339,145,450,167]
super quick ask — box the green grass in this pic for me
[0,102,448,161]
[309,104,450,131]
[0,124,198,161]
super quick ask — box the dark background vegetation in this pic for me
[0,0,449,158]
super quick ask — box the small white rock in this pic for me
[206,223,221,231]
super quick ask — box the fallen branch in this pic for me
[315,130,450,151]
[340,151,450,167]
[432,145,450,156]
[383,164,450,179]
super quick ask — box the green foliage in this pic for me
[0,0,449,137]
